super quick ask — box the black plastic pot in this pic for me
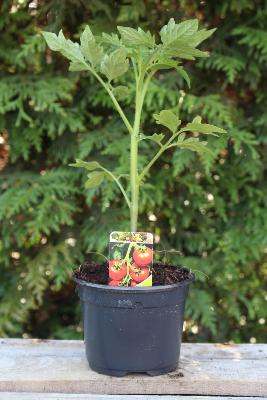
[74,270,194,377]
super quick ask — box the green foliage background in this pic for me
[0,0,266,342]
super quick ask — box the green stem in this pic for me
[139,130,182,183]
[124,242,134,278]
[102,167,131,209]
[130,69,149,231]
[86,65,133,135]
[138,146,165,183]
[130,98,140,231]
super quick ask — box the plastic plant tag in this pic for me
[109,232,153,287]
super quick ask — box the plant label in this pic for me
[109,232,153,287]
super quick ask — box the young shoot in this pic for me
[42,18,226,231]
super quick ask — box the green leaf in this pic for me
[69,62,87,71]
[177,132,186,142]
[182,117,227,136]
[100,48,129,82]
[80,25,103,67]
[141,133,165,146]
[148,58,191,88]
[118,26,155,48]
[58,31,84,63]
[42,30,84,63]
[112,85,129,100]
[154,110,181,133]
[159,19,215,61]
[162,39,208,60]
[176,66,191,88]
[189,28,217,46]
[102,32,122,47]
[112,248,122,260]
[148,58,177,73]
[160,18,199,45]
[85,171,105,188]
[69,159,101,171]
[41,31,62,51]
[174,138,213,154]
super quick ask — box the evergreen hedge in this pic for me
[0,0,266,342]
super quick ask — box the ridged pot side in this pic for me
[74,269,194,377]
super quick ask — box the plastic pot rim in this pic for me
[73,266,195,294]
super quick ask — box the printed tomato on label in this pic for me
[130,281,137,287]
[108,280,120,286]
[109,260,127,281]
[133,246,152,267]
[130,266,150,283]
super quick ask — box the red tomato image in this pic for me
[109,260,127,281]
[130,266,150,283]
[108,280,120,286]
[133,246,152,267]
[130,281,137,287]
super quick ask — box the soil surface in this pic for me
[73,261,194,286]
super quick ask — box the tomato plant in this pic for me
[42,22,225,232]
[109,260,127,281]
[130,266,150,283]
[133,247,152,267]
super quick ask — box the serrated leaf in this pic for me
[69,62,87,71]
[176,66,191,88]
[102,32,122,47]
[112,85,129,100]
[100,48,129,82]
[85,171,105,188]
[178,132,186,142]
[148,58,177,73]
[189,28,216,46]
[181,119,227,136]
[42,30,84,63]
[154,110,181,133]
[58,31,84,63]
[113,249,122,260]
[142,133,165,146]
[41,31,62,51]
[174,138,213,154]
[160,18,199,45]
[69,159,101,171]
[80,25,103,67]
[149,58,191,88]
[193,116,202,123]
[163,39,208,60]
[118,26,155,48]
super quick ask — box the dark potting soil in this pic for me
[73,261,193,286]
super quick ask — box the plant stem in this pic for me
[130,71,152,231]
[102,167,131,208]
[138,146,165,183]
[86,64,133,135]
[130,95,140,231]
[138,130,181,183]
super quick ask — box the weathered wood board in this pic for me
[0,339,266,396]
[0,395,266,400]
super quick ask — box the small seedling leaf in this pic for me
[118,26,155,48]
[69,159,102,170]
[100,48,129,82]
[80,25,103,67]
[85,171,105,188]
[154,110,181,133]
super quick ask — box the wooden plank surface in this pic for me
[0,339,266,396]
[0,395,266,400]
